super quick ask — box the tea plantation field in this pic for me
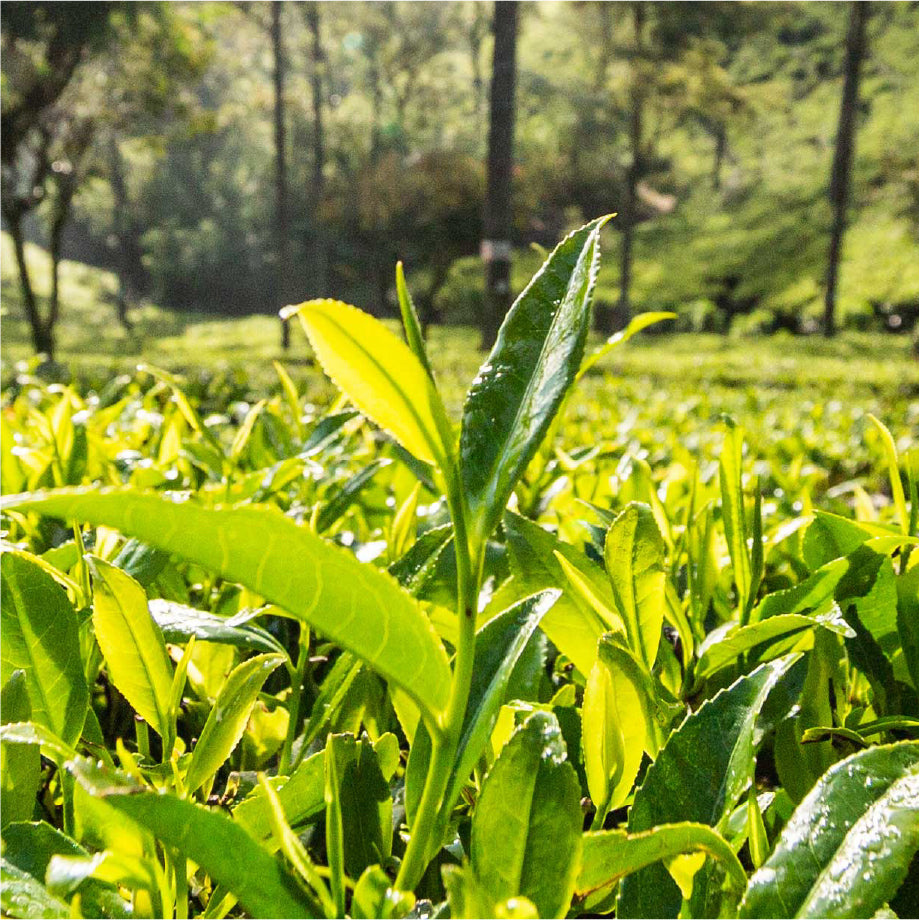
[1,229,918,919]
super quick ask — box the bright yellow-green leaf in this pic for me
[285,299,455,470]
[185,653,285,795]
[1,552,90,748]
[3,488,452,727]
[868,414,910,534]
[583,654,645,824]
[89,557,174,743]
[604,503,667,669]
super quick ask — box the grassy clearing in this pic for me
[3,232,916,470]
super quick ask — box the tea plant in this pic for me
[1,219,917,919]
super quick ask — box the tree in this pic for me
[824,2,870,337]
[304,1,328,295]
[1,3,115,358]
[272,1,292,350]
[481,0,519,348]
[616,1,646,329]
[100,8,207,333]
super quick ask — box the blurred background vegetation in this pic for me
[2,1,918,364]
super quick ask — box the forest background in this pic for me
[2,1,918,363]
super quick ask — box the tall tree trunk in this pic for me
[616,1,645,331]
[824,2,869,338]
[8,211,53,358]
[49,208,64,342]
[272,0,291,350]
[468,4,487,143]
[481,0,519,349]
[713,123,726,191]
[108,132,135,333]
[306,1,328,294]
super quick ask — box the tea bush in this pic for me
[2,221,917,919]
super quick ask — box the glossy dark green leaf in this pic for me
[1,859,71,920]
[803,512,873,571]
[618,657,798,918]
[449,591,559,804]
[112,538,169,586]
[0,552,89,748]
[460,218,607,543]
[387,523,452,594]
[898,563,919,690]
[577,823,747,897]
[406,591,559,826]
[71,759,315,919]
[185,653,285,795]
[741,742,919,919]
[753,558,848,621]
[324,733,392,880]
[836,546,899,659]
[1,673,39,828]
[2,489,452,724]
[149,599,283,654]
[352,864,415,920]
[298,652,362,754]
[471,711,582,918]
[396,261,435,381]
[299,409,359,456]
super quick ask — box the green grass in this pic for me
[3,232,916,463]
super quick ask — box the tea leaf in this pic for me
[741,742,919,918]
[604,502,667,669]
[1,859,72,920]
[577,823,746,897]
[1,552,89,748]
[694,609,853,684]
[461,218,607,543]
[3,490,452,725]
[185,653,285,795]
[471,711,582,919]
[868,414,910,534]
[1,672,40,827]
[504,511,608,675]
[618,657,799,918]
[583,652,645,823]
[396,261,434,380]
[720,424,753,618]
[149,599,283,655]
[72,761,315,919]
[88,556,174,744]
[234,750,326,840]
[285,298,454,470]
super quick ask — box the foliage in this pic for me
[2,3,917,332]
[1,223,917,918]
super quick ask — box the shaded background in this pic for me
[2,1,918,362]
